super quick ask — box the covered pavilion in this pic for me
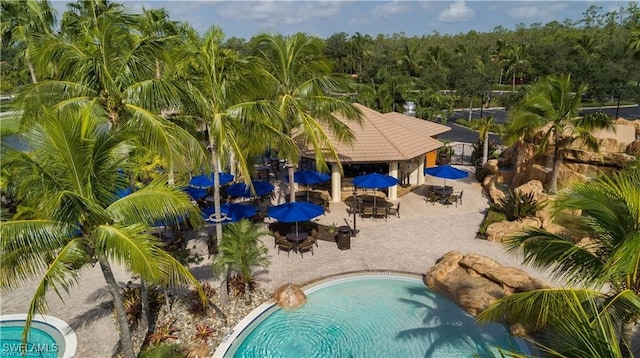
[300,103,451,202]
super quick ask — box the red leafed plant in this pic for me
[194,322,216,342]
[148,318,179,346]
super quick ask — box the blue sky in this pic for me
[50,1,630,39]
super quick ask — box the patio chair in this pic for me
[446,193,459,207]
[275,234,295,256]
[457,190,464,205]
[387,203,400,218]
[426,192,438,206]
[310,228,319,247]
[298,238,315,258]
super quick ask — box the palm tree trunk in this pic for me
[550,143,561,194]
[244,281,251,305]
[288,162,296,203]
[468,98,473,121]
[219,267,230,306]
[482,133,489,165]
[140,280,150,334]
[210,145,223,245]
[98,256,136,358]
[512,70,516,92]
[28,61,38,84]
[620,320,636,358]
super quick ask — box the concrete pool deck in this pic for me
[0,167,558,356]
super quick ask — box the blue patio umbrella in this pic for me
[189,172,234,189]
[284,170,331,185]
[352,172,399,189]
[202,203,256,223]
[352,173,399,219]
[114,186,132,199]
[284,169,330,201]
[268,202,324,235]
[227,181,274,198]
[424,165,469,187]
[183,186,207,200]
[222,203,257,222]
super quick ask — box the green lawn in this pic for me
[0,115,21,134]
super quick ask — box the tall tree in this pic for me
[0,109,204,358]
[505,74,614,193]
[211,220,271,305]
[179,26,293,304]
[0,0,55,83]
[501,43,529,92]
[251,33,362,203]
[479,168,640,356]
[470,115,502,165]
[16,2,205,180]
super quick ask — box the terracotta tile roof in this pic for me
[301,103,450,163]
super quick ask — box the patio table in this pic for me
[286,231,308,252]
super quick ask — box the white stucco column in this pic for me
[388,161,398,200]
[417,158,425,185]
[331,163,341,202]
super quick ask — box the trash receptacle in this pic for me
[337,226,351,250]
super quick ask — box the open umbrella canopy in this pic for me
[189,172,234,189]
[284,170,331,185]
[424,165,468,187]
[114,186,132,199]
[352,173,399,189]
[183,186,207,200]
[424,165,469,180]
[227,181,274,198]
[201,203,256,223]
[267,202,324,223]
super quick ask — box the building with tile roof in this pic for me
[300,103,451,201]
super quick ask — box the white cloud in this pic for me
[372,1,412,18]
[438,1,474,23]
[217,1,344,28]
[507,3,568,20]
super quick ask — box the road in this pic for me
[438,104,640,145]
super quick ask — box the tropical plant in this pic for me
[471,139,500,167]
[211,219,271,305]
[495,190,544,221]
[505,74,614,193]
[501,43,529,92]
[15,1,206,181]
[147,317,179,346]
[479,167,640,354]
[469,115,502,165]
[0,110,204,358]
[0,0,55,84]
[251,32,363,202]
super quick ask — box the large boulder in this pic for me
[273,283,307,309]
[425,252,550,319]
[485,219,541,243]
[514,180,545,201]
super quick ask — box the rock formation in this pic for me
[273,283,307,309]
[492,119,639,190]
[424,252,551,334]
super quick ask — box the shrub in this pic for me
[228,274,257,298]
[496,190,543,221]
[139,343,185,358]
[478,209,507,235]
[147,318,179,346]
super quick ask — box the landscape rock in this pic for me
[273,283,307,309]
[485,219,540,243]
[514,180,545,201]
[425,251,551,320]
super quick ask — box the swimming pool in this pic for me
[0,314,77,358]
[215,273,529,357]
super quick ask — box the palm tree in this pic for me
[0,109,204,358]
[211,220,271,305]
[251,33,363,203]
[470,115,502,165]
[501,44,529,92]
[629,27,640,59]
[505,74,614,193]
[178,26,293,304]
[0,0,55,84]
[478,167,640,356]
[16,1,205,182]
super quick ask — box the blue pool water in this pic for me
[227,275,527,357]
[0,325,59,358]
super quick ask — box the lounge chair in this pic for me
[298,238,315,258]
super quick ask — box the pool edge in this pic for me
[212,270,422,357]
[0,313,78,358]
